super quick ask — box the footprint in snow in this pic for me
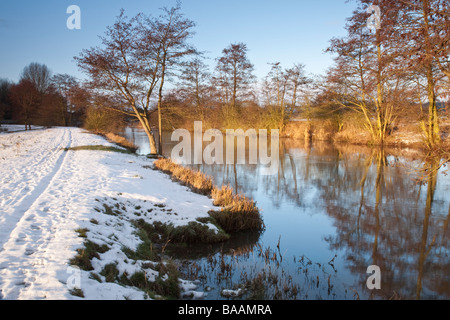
[16,233,28,243]
[25,248,35,256]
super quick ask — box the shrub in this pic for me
[83,106,126,133]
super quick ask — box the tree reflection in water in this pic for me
[125,128,450,300]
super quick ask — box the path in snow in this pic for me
[0,128,110,299]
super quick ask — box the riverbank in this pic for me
[284,118,450,151]
[0,127,229,299]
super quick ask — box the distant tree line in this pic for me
[0,62,127,132]
[0,63,90,130]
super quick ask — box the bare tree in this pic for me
[9,79,41,130]
[214,42,255,119]
[397,0,449,148]
[68,84,91,126]
[52,74,78,126]
[262,62,310,132]
[178,57,212,121]
[75,10,158,154]
[0,79,12,125]
[325,0,407,144]
[20,63,52,94]
[148,2,196,153]
[286,63,311,112]
[76,5,195,155]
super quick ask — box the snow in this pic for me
[221,288,245,298]
[0,127,217,300]
[0,124,45,134]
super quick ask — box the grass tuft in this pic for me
[119,260,181,300]
[69,240,110,271]
[209,193,263,233]
[132,219,229,245]
[69,288,85,298]
[100,263,120,283]
[211,185,234,207]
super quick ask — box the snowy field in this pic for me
[0,124,45,133]
[0,127,216,299]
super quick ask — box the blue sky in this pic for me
[0,0,357,83]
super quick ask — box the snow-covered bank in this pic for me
[0,127,218,300]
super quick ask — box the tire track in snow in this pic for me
[0,128,71,248]
[0,130,68,211]
[0,128,73,299]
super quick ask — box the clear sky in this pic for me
[0,0,357,83]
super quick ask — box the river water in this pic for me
[123,127,450,300]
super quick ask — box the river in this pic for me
[123,127,450,300]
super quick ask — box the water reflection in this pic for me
[322,147,450,300]
[123,127,450,299]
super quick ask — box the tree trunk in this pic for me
[143,124,158,155]
[232,64,238,113]
[157,53,167,156]
[131,104,158,155]
[157,92,163,155]
[376,32,386,144]
[422,0,440,148]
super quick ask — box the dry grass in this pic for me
[153,157,176,172]
[153,158,264,233]
[211,185,234,207]
[105,133,138,153]
[154,158,214,195]
[284,113,438,149]
[284,119,340,142]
